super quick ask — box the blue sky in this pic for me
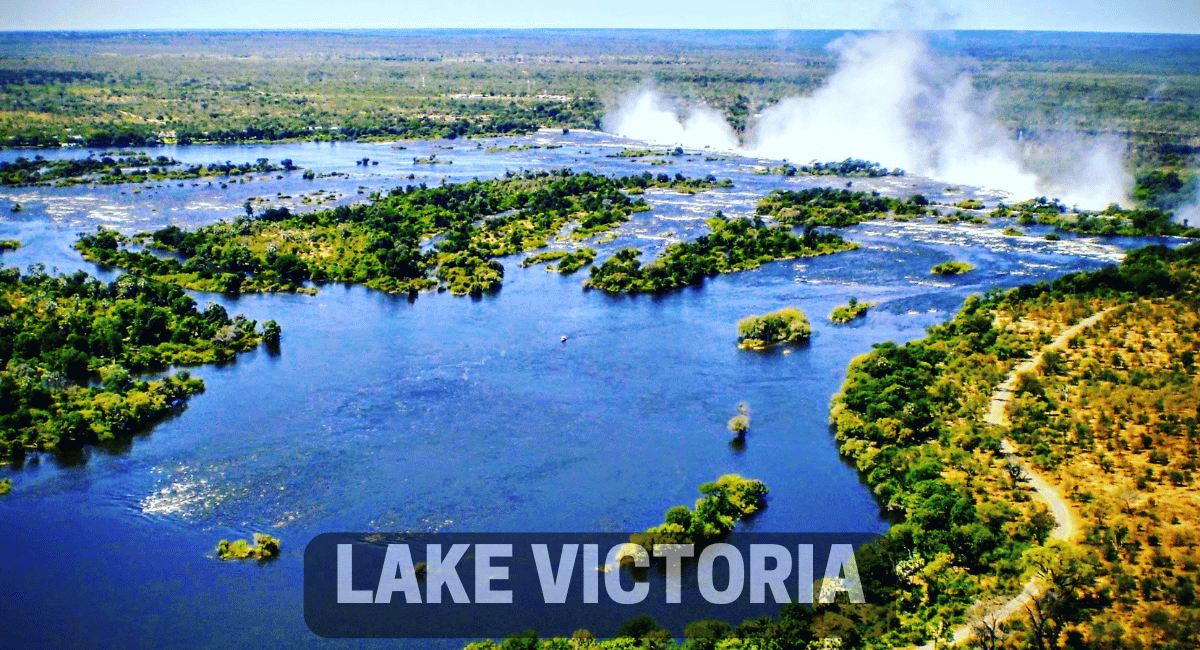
[1,0,1198,33]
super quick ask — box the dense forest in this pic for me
[75,170,725,297]
[1,31,1198,177]
[0,266,277,460]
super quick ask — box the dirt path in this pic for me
[916,308,1113,649]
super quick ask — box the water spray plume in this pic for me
[605,31,1133,209]
[604,86,739,152]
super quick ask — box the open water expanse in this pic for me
[0,130,1173,648]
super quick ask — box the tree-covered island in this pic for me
[584,215,858,295]
[931,260,976,276]
[0,266,278,460]
[74,169,728,298]
[830,297,875,324]
[737,307,813,349]
[0,154,299,187]
[756,187,934,227]
[631,474,768,548]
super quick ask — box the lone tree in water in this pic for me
[727,401,750,436]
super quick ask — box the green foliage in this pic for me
[633,474,768,547]
[520,250,569,267]
[0,154,292,187]
[994,196,1200,238]
[1134,169,1195,211]
[830,297,875,324]
[737,307,812,348]
[0,478,10,495]
[0,266,271,459]
[0,240,19,251]
[216,533,281,561]
[585,216,857,295]
[931,261,975,276]
[615,615,664,640]
[555,249,596,274]
[756,187,930,226]
[825,242,1200,646]
[261,320,282,344]
[764,158,904,178]
[727,401,751,435]
[77,170,722,297]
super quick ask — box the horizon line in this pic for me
[1,27,1198,36]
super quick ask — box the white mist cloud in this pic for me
[603,86,740,152]
[752,31,927,172]
[604,31,1134,209]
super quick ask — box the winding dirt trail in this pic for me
[915,308,1113,649]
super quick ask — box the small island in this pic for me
[216,533,281,561]
[521,248,596,274]
[737,307,812,349]
[829,296,875,324]
[0,240,19,252]
[585,215,857,295]
[632,474,768,547]
[726,401,751,436]
[931,260,975,276]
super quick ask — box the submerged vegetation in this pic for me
[931,260,976,276]
[727,402,751,436]
[74,170,724,298]
[0,266,272,460]
[737,307,812,349]
[830,297,874,324]
[216,533,281,561]
[585,215,857,294]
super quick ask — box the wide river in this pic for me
[0,130,1167,648]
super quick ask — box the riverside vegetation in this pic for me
[74,170,726,297]
[584,214,858,295]
[992,196,1200,239]
[0,266,277,460]
[461,244,1200,648]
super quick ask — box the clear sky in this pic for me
[1,0,1198,33]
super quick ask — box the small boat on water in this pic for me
[561,335,569,343]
